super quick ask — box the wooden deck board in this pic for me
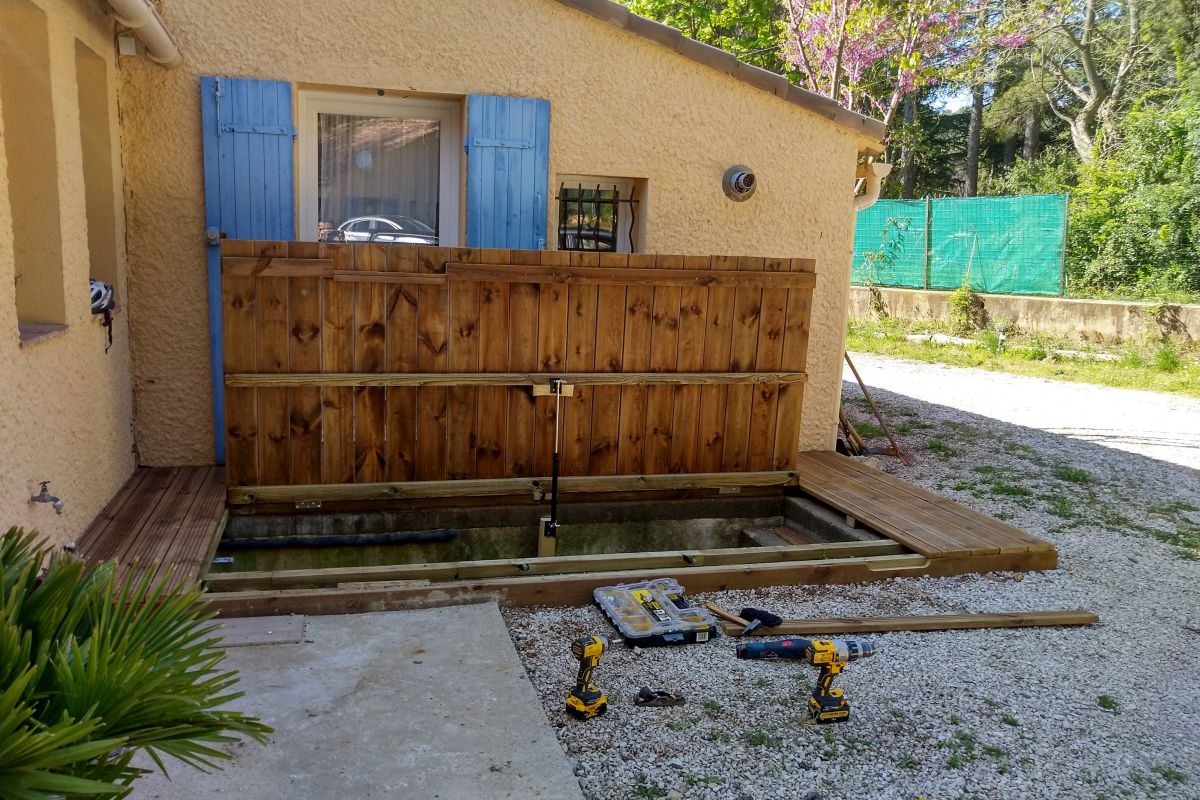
[77,467,227,589]
[794,452,1053,557]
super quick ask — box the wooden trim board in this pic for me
[445,262,817,288]
[228,470,800,505]
[224,371,808,388]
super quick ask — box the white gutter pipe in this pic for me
[853,162,893,212]
[106,0,181,68]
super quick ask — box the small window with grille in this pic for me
[556,176,639,252]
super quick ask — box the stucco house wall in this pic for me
[119,0,879,468]
[0,0,135,548]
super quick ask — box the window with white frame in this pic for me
[556,176,639,252]
[297,92,461,246]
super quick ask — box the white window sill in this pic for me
[18,323,69,348]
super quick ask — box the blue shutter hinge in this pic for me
[470,137,533,149]
[205,227,221,247]
[220,124,296,136]
[213,78,223,136]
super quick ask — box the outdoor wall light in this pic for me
[723,165,757,201]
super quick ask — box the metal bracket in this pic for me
[294,499,323,510]
[532,379,574,397]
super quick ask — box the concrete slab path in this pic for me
[130,603,583,800]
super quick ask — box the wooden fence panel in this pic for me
[220,242,815,488]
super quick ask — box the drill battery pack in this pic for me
[593,579,718,646]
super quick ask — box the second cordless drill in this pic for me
[737,638,876,723]
[566,634,609,719]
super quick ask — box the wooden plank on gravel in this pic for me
[721,610,1100,636]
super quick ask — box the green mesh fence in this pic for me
[852,194,1067,296]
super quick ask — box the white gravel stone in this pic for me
[503,355,1200,799]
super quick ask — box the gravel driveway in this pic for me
[504,354,1200,800]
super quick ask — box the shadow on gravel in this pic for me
[840,379,1200,556]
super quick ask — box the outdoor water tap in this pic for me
[31,481,64,514]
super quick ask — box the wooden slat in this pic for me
[669,255,711,473]
[534,251,570,477]
[445,262,817,288]
[352,244,387,482]
[286,242,322,485]
[589,252,627,475]
[722,256,764,471]
[255,241,290,486]
[772,265,812,469]
[645,254,682,473]
[221,240,258,486]
[320,244,355,484]
[227,470,800,505]
[561,251,599,476]
[475,249,511,479]
[722,610,1100,636]
[696,255,737,471]
[207,540,910,591]
[222,256,333,277]
[617,254,653,474]
[383,246,420,482]
[746,257,789,470]
[447,247,481,479]
[506,250,540,477]
[415,247,450,480]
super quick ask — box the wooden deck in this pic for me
[77,466,227,590]
[203,453,1057,618]
[792,451,1056,564]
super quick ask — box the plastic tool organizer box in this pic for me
[594,578,719,646]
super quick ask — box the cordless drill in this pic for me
[737,638,876,724]
[566,634,609,719]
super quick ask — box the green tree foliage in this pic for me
[622,0,786,71]
[0,528,271,799]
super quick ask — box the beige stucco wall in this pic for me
[120,0,867,467]
[849,286,1200,344]
[0,0,135,548]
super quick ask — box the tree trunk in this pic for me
[1002,134,1018,167]
[1022,108,1041,160]
[900,96,917,199]
[964,83,984,196]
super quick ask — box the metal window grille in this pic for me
[556,182,638,252]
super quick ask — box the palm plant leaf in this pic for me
[0,528,271,798]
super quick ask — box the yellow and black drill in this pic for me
[737,638,876,723]
[566,634,609,720]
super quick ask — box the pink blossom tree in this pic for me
[783,0,982,132]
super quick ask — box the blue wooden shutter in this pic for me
[200,76,295,463]
[465,95,550,249]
